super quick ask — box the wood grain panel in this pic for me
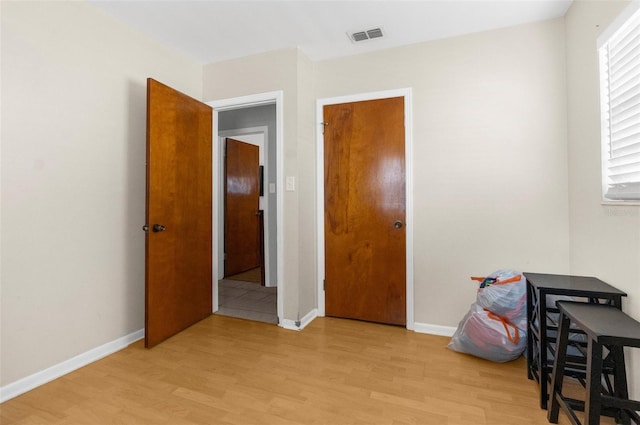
[145,78,212,348]
[224,138,260,277]
[324,97,406,326]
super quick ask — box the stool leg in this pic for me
[611,345,630,425]
[540,293,549,409]
[548,311,571,424]
[585,339,603,425]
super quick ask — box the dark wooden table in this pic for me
[524,273,627,409]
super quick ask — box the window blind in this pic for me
[599,7,640,201]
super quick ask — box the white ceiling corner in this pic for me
[89,0,573,65]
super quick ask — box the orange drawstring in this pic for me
[485,309,520,345]
[471,274,522,286]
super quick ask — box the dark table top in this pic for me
[524,272,627,297]
[557,301,640,346]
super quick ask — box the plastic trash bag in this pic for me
[448,303,526,363]
[473,270,526,331]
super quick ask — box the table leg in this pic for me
[526,280,534,380]
[540,291,549,409]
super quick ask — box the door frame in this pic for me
[208,91,284,324]
[316,88,415,330]
[218,129,272,286]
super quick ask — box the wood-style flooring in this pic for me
[1,315,607,424]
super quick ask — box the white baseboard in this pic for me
[279,319,300,330]
[413,322,456,337]
[279,308,318,331]
[299,308,317,329]
[0,329,144,403]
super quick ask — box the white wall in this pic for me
[0,1,202,387]
[203,48,316,323]
[565,0,640,397]
[315,18,570,328]
[294,50,317,318]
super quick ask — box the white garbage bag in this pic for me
[448,303,526,363]
[473,270,527,331]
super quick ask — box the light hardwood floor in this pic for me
[0,316,605,425]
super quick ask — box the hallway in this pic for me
[217,278,277,324]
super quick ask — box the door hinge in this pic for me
[321,121,328,135]
[323,279,326,290]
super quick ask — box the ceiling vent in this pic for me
[348,27,385,43]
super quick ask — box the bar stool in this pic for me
[524,273,626,409]
[548,301,640,425]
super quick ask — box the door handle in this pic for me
[152,224,166,233]
[394,220,404,229]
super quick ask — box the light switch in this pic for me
[286,176,295,191]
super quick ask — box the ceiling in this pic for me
[89,0,573,65]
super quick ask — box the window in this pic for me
[598,4,640,201]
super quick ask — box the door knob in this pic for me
[152,224,166,233]
[394,220,404,229]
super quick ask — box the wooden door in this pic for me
[224,138,261,277]
[145,78,212,348]
[324,97,406,326]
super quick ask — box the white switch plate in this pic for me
[286,176,295,191]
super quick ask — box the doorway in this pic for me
[316,89,415,329]
[209,92,284,325]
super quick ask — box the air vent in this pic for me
[366,28,383,39]
[348,27,385,43]
[352,31,369,42]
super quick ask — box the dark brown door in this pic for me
[145,78,212,348]
[224,138,260,277]
[324,97,406,326]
